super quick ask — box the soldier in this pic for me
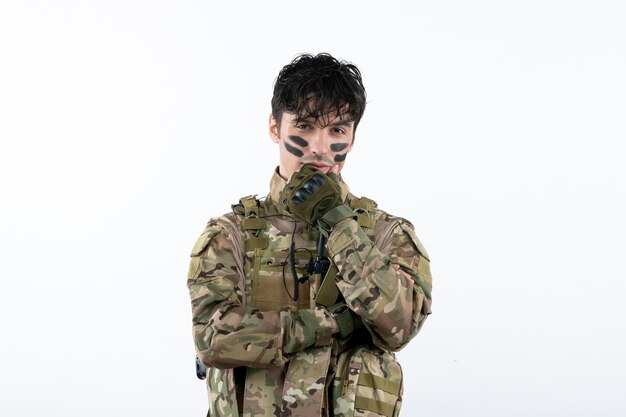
[188,53,432,417]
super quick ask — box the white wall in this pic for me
[1,1,624,416]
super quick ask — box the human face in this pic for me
[269,112,355,180]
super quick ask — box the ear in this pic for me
[269,113,280,143]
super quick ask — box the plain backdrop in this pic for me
[1,1,625,416]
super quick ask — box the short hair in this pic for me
[271,53,367,128]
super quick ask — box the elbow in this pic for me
[384,326,414,352]
[366,318,415,352]
[381,311,430,351]
[193,324,231,370]
[197,348,235,370]
[196,338,243,369]
[197,349,215,369]
[377,286,432,351]
[372,333,411,353]
[196,330,282,369]
[195,331,243,370]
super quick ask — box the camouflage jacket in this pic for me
[188,170,432,417]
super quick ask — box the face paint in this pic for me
[284,142,304,157]
[331,142,350,162]
[284,135,309,157]
[273,112,355,179]
[289,135,309,147]
[330,143,349,152]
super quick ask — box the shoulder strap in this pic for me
[349,196,378,231]
[232,195,269,251]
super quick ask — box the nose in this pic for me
[309,130,330,156]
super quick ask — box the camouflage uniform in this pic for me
[188,170,432,417]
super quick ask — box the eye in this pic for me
[332,127,346,135]
[296,123,312,131]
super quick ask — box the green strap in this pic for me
[327,303,355,339]
[351,196,377,212]
[314,263,340,307]
[350,197,378,230]
[317,204,355,237]
[241,217,266,230]
[354,397,395,417]
[237,195,269,251]
[358,373,401,395]
[244,237,270,251]
[240,195,259,217]
[355,212,376,229]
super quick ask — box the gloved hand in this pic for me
[328,302,364,340]
[279,165,355,235]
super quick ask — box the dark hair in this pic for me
[271,53,367,128]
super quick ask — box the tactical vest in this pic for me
[232,194,379,309]
[228,195,404,417]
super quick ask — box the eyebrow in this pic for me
[328,119,354,127]
[293,118,354,126]
[291,115,355,128]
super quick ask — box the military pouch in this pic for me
[315,262,340,307]
[250,249,313,311]
[331,345,403,417]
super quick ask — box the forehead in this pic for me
[283,111,355,128]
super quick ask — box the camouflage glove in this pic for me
[279,165,355,235]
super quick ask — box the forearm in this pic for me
[190,287,336,369]
[327,219,431,351]
[188,221,336,370]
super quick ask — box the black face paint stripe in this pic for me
[330,143,349,152]
[334,153,347,162]
[285,142,304,157]
[288,135,309,147]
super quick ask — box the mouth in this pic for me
[306,162,333,172]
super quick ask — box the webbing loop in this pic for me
[350,196,378,231]
[237,195,268,250]
[358,372,401,395]
[354,396,395,417]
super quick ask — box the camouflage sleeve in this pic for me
[326,218,433,351]
[188,219,336,369]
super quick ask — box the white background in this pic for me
[1,1,625,416]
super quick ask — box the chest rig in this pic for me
[231,195,406,417]
[232,194,378,311]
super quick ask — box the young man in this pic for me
[188,53,432,417]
